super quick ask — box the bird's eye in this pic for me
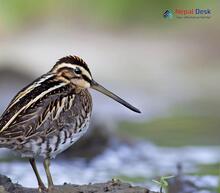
[74,67,81,74]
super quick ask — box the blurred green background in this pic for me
[0,0,218,29]
[1,0,219,146]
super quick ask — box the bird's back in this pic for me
[0,73,92,158]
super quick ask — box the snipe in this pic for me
[0,55,140,191]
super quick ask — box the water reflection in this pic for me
[0,142,219,191]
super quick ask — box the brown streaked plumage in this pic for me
[0,55,140,192]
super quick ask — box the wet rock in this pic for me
[0,174,157,193]
[168,176,199,193]
[167,164,212,193]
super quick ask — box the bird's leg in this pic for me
[29,158,47,192]
[43,158,54,191]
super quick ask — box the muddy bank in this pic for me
[0,174,157,193]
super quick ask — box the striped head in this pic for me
[51,56,92,89]
[52,55,141,113]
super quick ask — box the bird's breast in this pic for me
[48,113,91,158]
[32,89,93,158]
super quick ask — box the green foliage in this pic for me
[0,0,51,27]
[118,116,220,146]
[152,176,174,193]
[218,166,220,193]
[0,0,217,29]
[194,163,220,176]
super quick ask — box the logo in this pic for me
[163,8,211,19]
[163,10,173,19]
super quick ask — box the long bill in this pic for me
[91,80,141,113]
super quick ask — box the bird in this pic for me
[0,55,141,192]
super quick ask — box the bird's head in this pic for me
[51,55,141,113]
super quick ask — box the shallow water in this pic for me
[0,142,219,192]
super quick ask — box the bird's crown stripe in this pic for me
[52,63,92,80]
[55,55,91,75]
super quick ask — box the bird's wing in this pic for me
[0,74,73,139]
